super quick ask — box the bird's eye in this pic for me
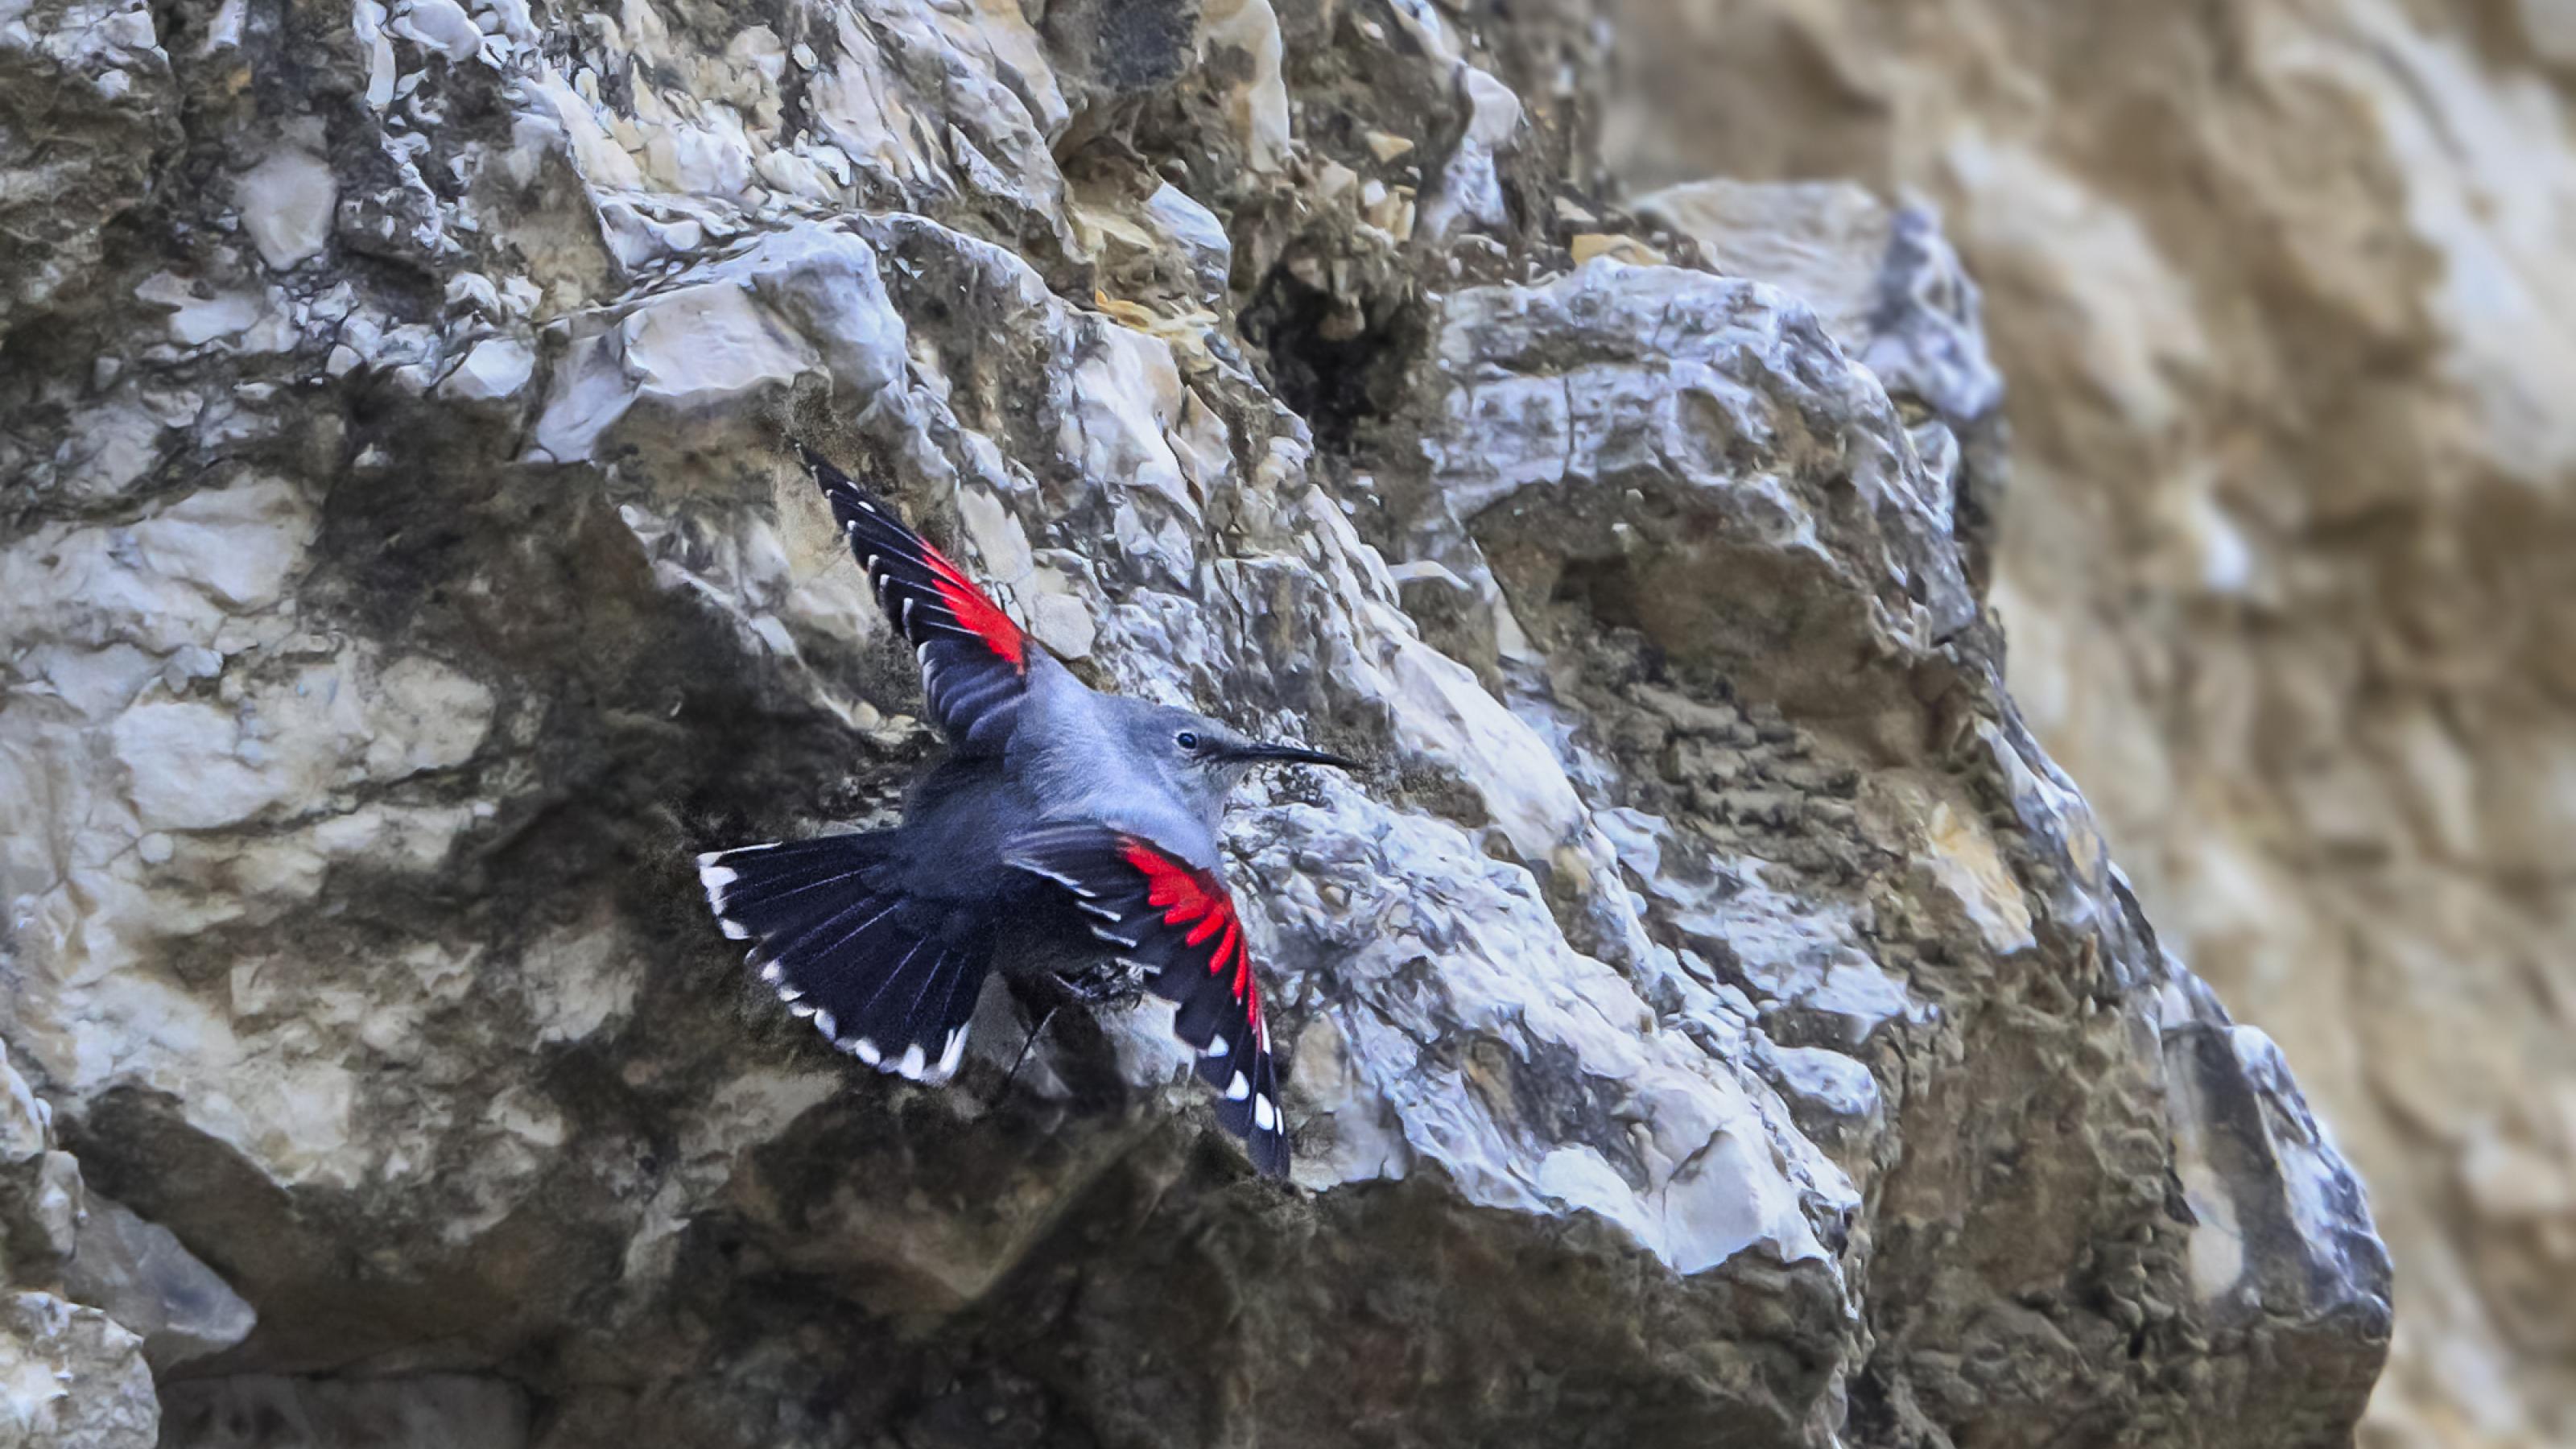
[1174,730,1200,751]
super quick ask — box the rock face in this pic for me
[0,1,2388,1447]
[1601,4,2576,1446]
[0,1044,163,1447]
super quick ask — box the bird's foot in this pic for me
[1049,960,1146,1011]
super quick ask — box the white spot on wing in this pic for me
[919,1027,968,1084]
[759,961,782,984]
[853,1038,882,1066]
[814,1009,837,1038]
[1253,1095,1277,1132]
[719,919,750,940]
[897,1042,928,1078]
[698,861,739,919]
[1224,1071,1250,1102]
[1018,863,1091,894]
[1205,1035,1229,1058]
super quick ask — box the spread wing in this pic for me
[1005,824,1290,1179]
[801,448,1029,753]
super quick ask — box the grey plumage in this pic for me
[695,452,1350,1179]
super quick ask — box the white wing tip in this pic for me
[868,1027,968,1084]
[699,861,737,906]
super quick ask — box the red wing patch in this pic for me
[799,448,1029,753]
[1121,840,1265,1055]
[921,542,1026,667]
[1009,825,1290,1178]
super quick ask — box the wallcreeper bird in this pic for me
[696,451,1351,1177]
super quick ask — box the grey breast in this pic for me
[1008,652,1224,871]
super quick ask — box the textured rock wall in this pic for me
[1,0,2390,1445]
[1599,3,2576,1447]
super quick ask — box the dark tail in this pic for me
[696,833,993,1082]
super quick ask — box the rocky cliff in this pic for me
[1600,3,2576,1446]
[0,0,2392,1446]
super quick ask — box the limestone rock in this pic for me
[0,1046,80,1283]
[0,1293,157,1449]
[0,0,2388,1444]
[1635,179,2008,588]
[64,1195,258,1370]
[0,1048,157,1447]
[1604,3,2575,1443]
[235,134,341,273]
[0,0,177,333]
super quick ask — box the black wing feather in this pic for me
[1005,824,1291,1178]
[799,448,1030,753]
[699,835,993,1084]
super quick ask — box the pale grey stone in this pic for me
[234,148,336,271]
[438,336,535,402]
[64,1197,257,1370]
[0,1293,156,1448]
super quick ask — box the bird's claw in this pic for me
[1051,961,1146,1009]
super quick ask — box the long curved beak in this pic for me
[1224,739,1359,771]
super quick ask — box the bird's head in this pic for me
[1111,700,1355,824]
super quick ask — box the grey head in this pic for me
[1098,696,1355,834]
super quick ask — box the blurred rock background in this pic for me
[1601,2,2576,1446]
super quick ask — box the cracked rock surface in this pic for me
[1,0,2388,1444]
[1604,3,2576,1444]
